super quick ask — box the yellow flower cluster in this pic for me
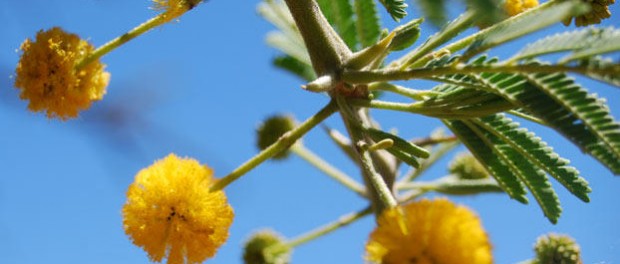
[152,0,203,23]
[504,0,540,17]
[14,27,109,120]
[366,198,492,264]
[123,154,234,264]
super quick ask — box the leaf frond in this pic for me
[510,27,620,62]
[443,120,529,203]
[355,0,382,48]
[378,0,408,21]
[473,114,591,202]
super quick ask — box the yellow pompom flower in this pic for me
[365,198,492,264]
[504,0,539,16]
[123,154,234,264]
[152,0,203,22]
[14,27,109,120]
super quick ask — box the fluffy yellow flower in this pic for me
[365,198,492,264]
[14,27,109,120]
[123,154,234,264]
[152,0,203,22]
[504,0,539,16]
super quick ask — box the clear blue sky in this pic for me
[1,1,618,263]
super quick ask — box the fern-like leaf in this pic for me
[257,0,302,45]
[318,0,358,50]
[431,56,620,174]
[489,140,563,223]
[377,0,408,21]
[443,120,529,203]
[483,63,620,175]
[511,27,620,62]
[473,114,591,202]
[355,0,382,48]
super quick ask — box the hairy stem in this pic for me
[336,96,398,215]
[283,0,351,76]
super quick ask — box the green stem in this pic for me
[285,207,372,248]
[210,101,338,191]
[369,82,440,100]
[412,135,458,147]
[398,177,504,194]
[76,14,168,70]
[507,110,547,126]
[349,98,510,119]
[336,96,398,214]
[290,143,367,198]
[342,63,619,84]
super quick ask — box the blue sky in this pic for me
[1,1,619,263]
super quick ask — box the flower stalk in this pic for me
[76,14,168,70]
[210,101,338,191]
[285,207,372,249]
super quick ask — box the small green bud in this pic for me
[243,230,291,264]
[449,152,489,180]
[389,18,423,51]
[533,233,583,264]
[256,115,296,160]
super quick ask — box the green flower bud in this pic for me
[243,230,291,264]
[533,233,583,264]
[256,115,296,160]
[449,152,490,180]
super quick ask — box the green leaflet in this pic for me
[510,27,620,62]
[473,114,591,202]
[273,55,316,82]
[444,120,529,203]
[355,0,381,48]
[462,1,589,60]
